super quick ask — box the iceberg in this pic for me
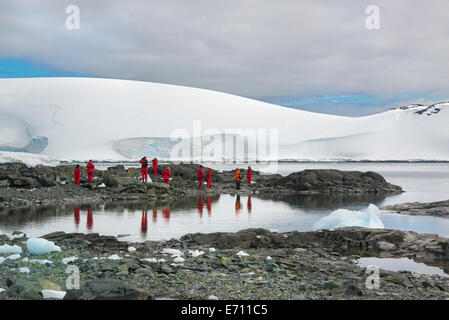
[313,204,384,230]
[27,238,61,255]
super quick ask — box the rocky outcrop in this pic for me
[265,169,402,194]
[382,200,449,217]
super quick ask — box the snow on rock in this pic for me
[189,249,205,257]
[313,204,384,230]
[0,288,5,293]
[42,290,66,300]
[29,259,52,265]
[98,183,106,188]
[162,248,183,257]
[19,267,30,273]
[266,256,272,261]
[8,233,25,240]
[62,256,77,264]
[236,251,249,257]
[142,258,158,263]
[208,248,216,253]
[208,295,219,300]
[27,238,61,255]
[108,254,122,260]
[173,256,185,263]
[128,247,137,252]
[6,254,21,260]
[0,244,22,254]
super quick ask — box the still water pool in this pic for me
[1,162,449,242]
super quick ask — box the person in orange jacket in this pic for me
[197,165,204,188]
[162,167,171,184]
[235,169,242,190]
[152,158,158,176]
[247,166,252,185]
[74,164,81,185]
[86,160,95,183]
[139,156,149,182]
[206,168,212,188]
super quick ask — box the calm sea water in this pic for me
[1,162,449,242]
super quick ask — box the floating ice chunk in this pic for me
[208,295,219,300]
[42,290,66,300]
[128,247,137,252]
[208,248,216,252]
[162,248,183,257]
[189,250,205,257]
[266,256,272,261]
[173,256,185,263]
[8,233,25,240]
[27,238,61,255]
[62,256,77,264]
[29,259,52,265]
[237,250,249,257]
[108,254,122,260]
[0,244,22,254]
[7,254,21,260]
[313,204,384,230]
[19,267,30,273]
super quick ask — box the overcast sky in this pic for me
[0,0,448,115]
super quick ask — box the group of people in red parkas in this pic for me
[73,160,95,185]
[74,158,252,190]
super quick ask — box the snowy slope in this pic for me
[0,77,448,161]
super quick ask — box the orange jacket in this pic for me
[235,169,241,181]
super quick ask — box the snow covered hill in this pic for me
[0,77,448,162]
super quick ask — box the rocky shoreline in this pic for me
[0,162,402,210]
[382,200,449,217]
[1,227,448,300]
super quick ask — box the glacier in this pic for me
[0,77,448,161]
[313,204,384,230]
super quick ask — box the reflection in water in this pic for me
[235,195,241,214]
[247,196,252,213]
[152,209,158,223]
[197,196,203,217]
[206,196,212,216]
[87,208,93,230]
[141,210,148,238]
[162,208,170,222]
[74,207,80,227]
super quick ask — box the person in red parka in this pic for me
[162,167,171,184]
[139,156,149,182]
[152,158,158,176]
[206,168,212,188]
[197,165,204,188]
[86,160,95,183]
[74,164,81,185]
[247,166,252,185]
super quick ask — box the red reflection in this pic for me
[152,209,158,223]
[74,207,80,226]
[197,196,203,217]
[247,196,252,214]
[162,208,170,222]
[87,208,93,230]
[235,195,241,215]
[206,196,212,216]
[141,210,148,236]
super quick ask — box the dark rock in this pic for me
[64,279,152,300]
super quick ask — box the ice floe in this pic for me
[27,238,61,255]
[313,204,384,230]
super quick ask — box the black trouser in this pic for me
[236,181,240,190]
